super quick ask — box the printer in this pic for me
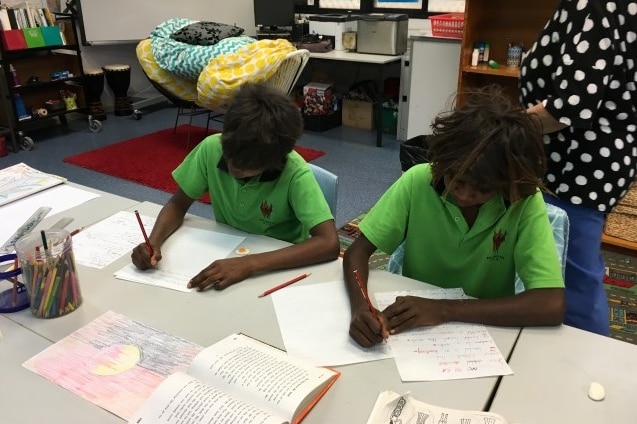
[356,13,408,55]
[308,14,358,51]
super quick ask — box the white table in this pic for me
[489,325,637,423]
[309,50,402,65]
[1,199,520,423]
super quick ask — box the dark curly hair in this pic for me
[428,85,547,202]
[221,83,303,170]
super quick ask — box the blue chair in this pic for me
[308,163,338,216]
[387,203,570,293]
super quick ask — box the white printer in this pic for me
[308,14,358,51]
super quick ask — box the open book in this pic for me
[367,390,508,424]
[129,333,340,424]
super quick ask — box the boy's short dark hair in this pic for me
[428,85,547,201]
[221,83,303,170]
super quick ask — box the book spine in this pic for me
[7,9,18,30]
[37,8,47,27]
[0,8,11,31]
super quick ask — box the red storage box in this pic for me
[2,29,27,51]
[430,13,464,39]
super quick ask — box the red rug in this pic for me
[64,124,325,203]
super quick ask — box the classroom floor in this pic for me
[0,103,403,229]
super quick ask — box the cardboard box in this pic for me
[303,82,335,116]
[342,99,374,131]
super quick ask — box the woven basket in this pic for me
[604,184,637,242]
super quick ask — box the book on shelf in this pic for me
[366,391,509,424]
[129,333,340,424]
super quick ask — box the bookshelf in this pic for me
[457,0,636,254]
[456,0,559,105]
[0,12,90,152]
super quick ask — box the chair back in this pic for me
[308,163,338,216]
[387,203,571,291]
[513,202,569,294]
[264,49,310,96]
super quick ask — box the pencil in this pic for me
[69,227,83,237]
[12,258,18,306]
[353,268,380,321]
[134,210,154,257]
[258,272,311,298]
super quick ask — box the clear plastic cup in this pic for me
[14,229,82,318]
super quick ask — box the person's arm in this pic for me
[382,287,565,334]
[527,102,568,134]
[187,219,340,291]
[343,234,390,347]
[131,188,194,269]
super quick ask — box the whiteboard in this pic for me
[78,0,256,43]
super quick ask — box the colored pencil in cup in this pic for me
[258,272,311,298]
[134,210,154,257]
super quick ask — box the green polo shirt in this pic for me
[359,163,564,299]
[173,134,333,244]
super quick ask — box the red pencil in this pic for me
[134,210,154,257]
[258,272,311,298]
[353,268,380,321]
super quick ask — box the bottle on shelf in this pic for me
[471,48,480,66]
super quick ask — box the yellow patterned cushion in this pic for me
[136,39,199,103]
[197,39,296,110]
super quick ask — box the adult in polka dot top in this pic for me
[520,0,636,336]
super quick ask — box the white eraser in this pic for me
[588,381,605,401]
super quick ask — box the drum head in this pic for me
[103,64,131,71]
[85,68,104,76]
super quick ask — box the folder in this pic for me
[2,29,27,51]
[41,26,62,46]
[23,27,44,48]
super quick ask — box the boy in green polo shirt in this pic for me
[344,86,566,347]
[132,83,340,290]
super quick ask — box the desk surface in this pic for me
[1,197,520,423]
[490,325,637,423]
[309,49,402,64]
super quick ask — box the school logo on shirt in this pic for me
[260,200,273,218]
[487,229,507,261]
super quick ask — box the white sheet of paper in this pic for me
[271,280,392,367]
[72,211,157,269]
[0,184,100,249]
[114,226,246,292]
[375,289,513,381]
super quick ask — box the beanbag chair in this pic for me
[136,38,199,103]
[150,18,255,81]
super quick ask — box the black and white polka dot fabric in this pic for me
[520,0,637,212]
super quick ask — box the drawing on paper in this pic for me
[22,311,203,421]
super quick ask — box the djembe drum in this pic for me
[103,64,132,116]
[83,68,107,120]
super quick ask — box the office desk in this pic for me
[490,325,637,423]
[309,50,402,147]
[1,199,520,423]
